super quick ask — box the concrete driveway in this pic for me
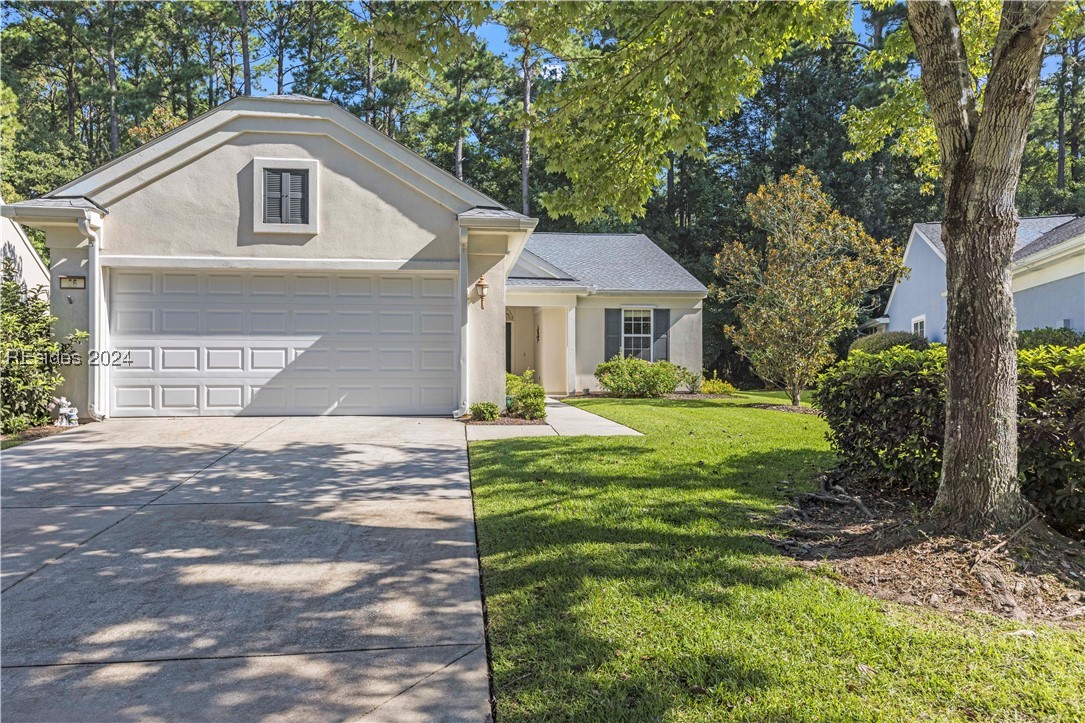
[1,417,489,721]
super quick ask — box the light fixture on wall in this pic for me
[476,276,490,309]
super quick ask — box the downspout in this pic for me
[77,215,105,420]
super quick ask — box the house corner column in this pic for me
[566,304,576,394]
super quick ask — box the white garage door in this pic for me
[108,269,460,416]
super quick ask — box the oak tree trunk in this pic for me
[906,0,1063,532]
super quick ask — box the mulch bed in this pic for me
[744,403,823,416]
[1,425,72,447]
[463,415,547,426]
[769,473,1085,628]
[664,393,739,400]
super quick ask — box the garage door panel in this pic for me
[109,270,459,417]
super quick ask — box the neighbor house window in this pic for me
[912,315,926,338]
[623,308,653,361]
[263,169,308,224]
[252,157,319,234]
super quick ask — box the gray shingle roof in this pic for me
[7,196,107,213]
[519,233,706,294]
[916,215,1079,256]
[507,277,587,288]
[459,206,531,221]
[1014,215,1085,260]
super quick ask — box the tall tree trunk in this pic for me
[454,74,465,180]
[66,30,76,140]
[666,151,675,214]
[107,3,119,154]
[906,0,1063,532]
[388,55,398,139]
[237,0,251,95]
[1057,42,1067,189]
[1071,38,1083,184]
[521,47,532,216]
[365,37,374,125]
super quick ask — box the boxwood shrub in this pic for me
[1017,326,1085,350]
[848,331,930,355]
[505,370,546,420]
[813,344,1085,539]
[594,356,684,398]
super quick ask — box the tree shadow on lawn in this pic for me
[470,437,836,719]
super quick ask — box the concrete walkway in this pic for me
[1,417,489,722]
[465,397,641,441]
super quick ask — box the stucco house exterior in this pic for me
[870,214,1085,341]
[1,196,50,292]
[1,95,704,418]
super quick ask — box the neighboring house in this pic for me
[870,215,1085,341]
[1,95,705,418]
[1,196,49,292]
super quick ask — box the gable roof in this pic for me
[916,215,1080,258]
[512,233,706,295]
[35,95,527,219]
[1014,214,1085,261]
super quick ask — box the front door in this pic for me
[505,322,513,373]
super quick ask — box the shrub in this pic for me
[681,367,703,393]
[701,372,737,396]
[814,344,1085,539]
[506,369,546,420]
[1,259,74,434]
[469,401,500,421]
[849,331,930,355]
[1018,326,1085,350]
[594,356,683,398]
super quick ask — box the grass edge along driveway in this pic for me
[468,393,1085,722]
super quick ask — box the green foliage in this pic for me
[469,401,500,422]
[680,367,702,394]
[701,372,738,396]
[1,259,69,434]
[506,369,546,420]
[594,356,683,398]
[1018,326,1085,350]
[814,345,1085,539]
[715,167,905,405]
[849,331,930,354]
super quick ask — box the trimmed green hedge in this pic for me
[470,401,500,421]
[814,344,1085,539]
[506,370,546,420]
[594,356,684,398]
[849,331,930,355]
[1017,326,1085,350]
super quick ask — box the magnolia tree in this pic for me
[714,168,904,406]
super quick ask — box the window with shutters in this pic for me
[252,158,319,234]
[264,169,308,224]
[622,308,653,361]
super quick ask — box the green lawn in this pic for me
[469,395,1085,721]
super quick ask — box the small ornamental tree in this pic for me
[714,167,905,406]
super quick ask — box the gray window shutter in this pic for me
[605,308,621,360]
[264,170,283,223]
[653,308,670,361]
[287,170,308,224]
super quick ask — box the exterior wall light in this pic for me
[476,276,490,309]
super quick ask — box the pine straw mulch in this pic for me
[768,472,1085,629]
[1,425,73,448]
[462,415,547,426]
[743,403,823,416]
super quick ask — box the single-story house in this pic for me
[1,95,705,418]
[868,214,1085,341]
[1,196,50,292]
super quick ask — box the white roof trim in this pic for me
[913,224,946,262]
[509,249,572,280]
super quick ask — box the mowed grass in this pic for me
[468,395,1085,722]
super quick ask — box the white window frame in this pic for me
[253,157,319,234]
[911,314,927,339]
[621,307,654,361]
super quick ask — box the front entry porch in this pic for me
[506,304,577,395]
